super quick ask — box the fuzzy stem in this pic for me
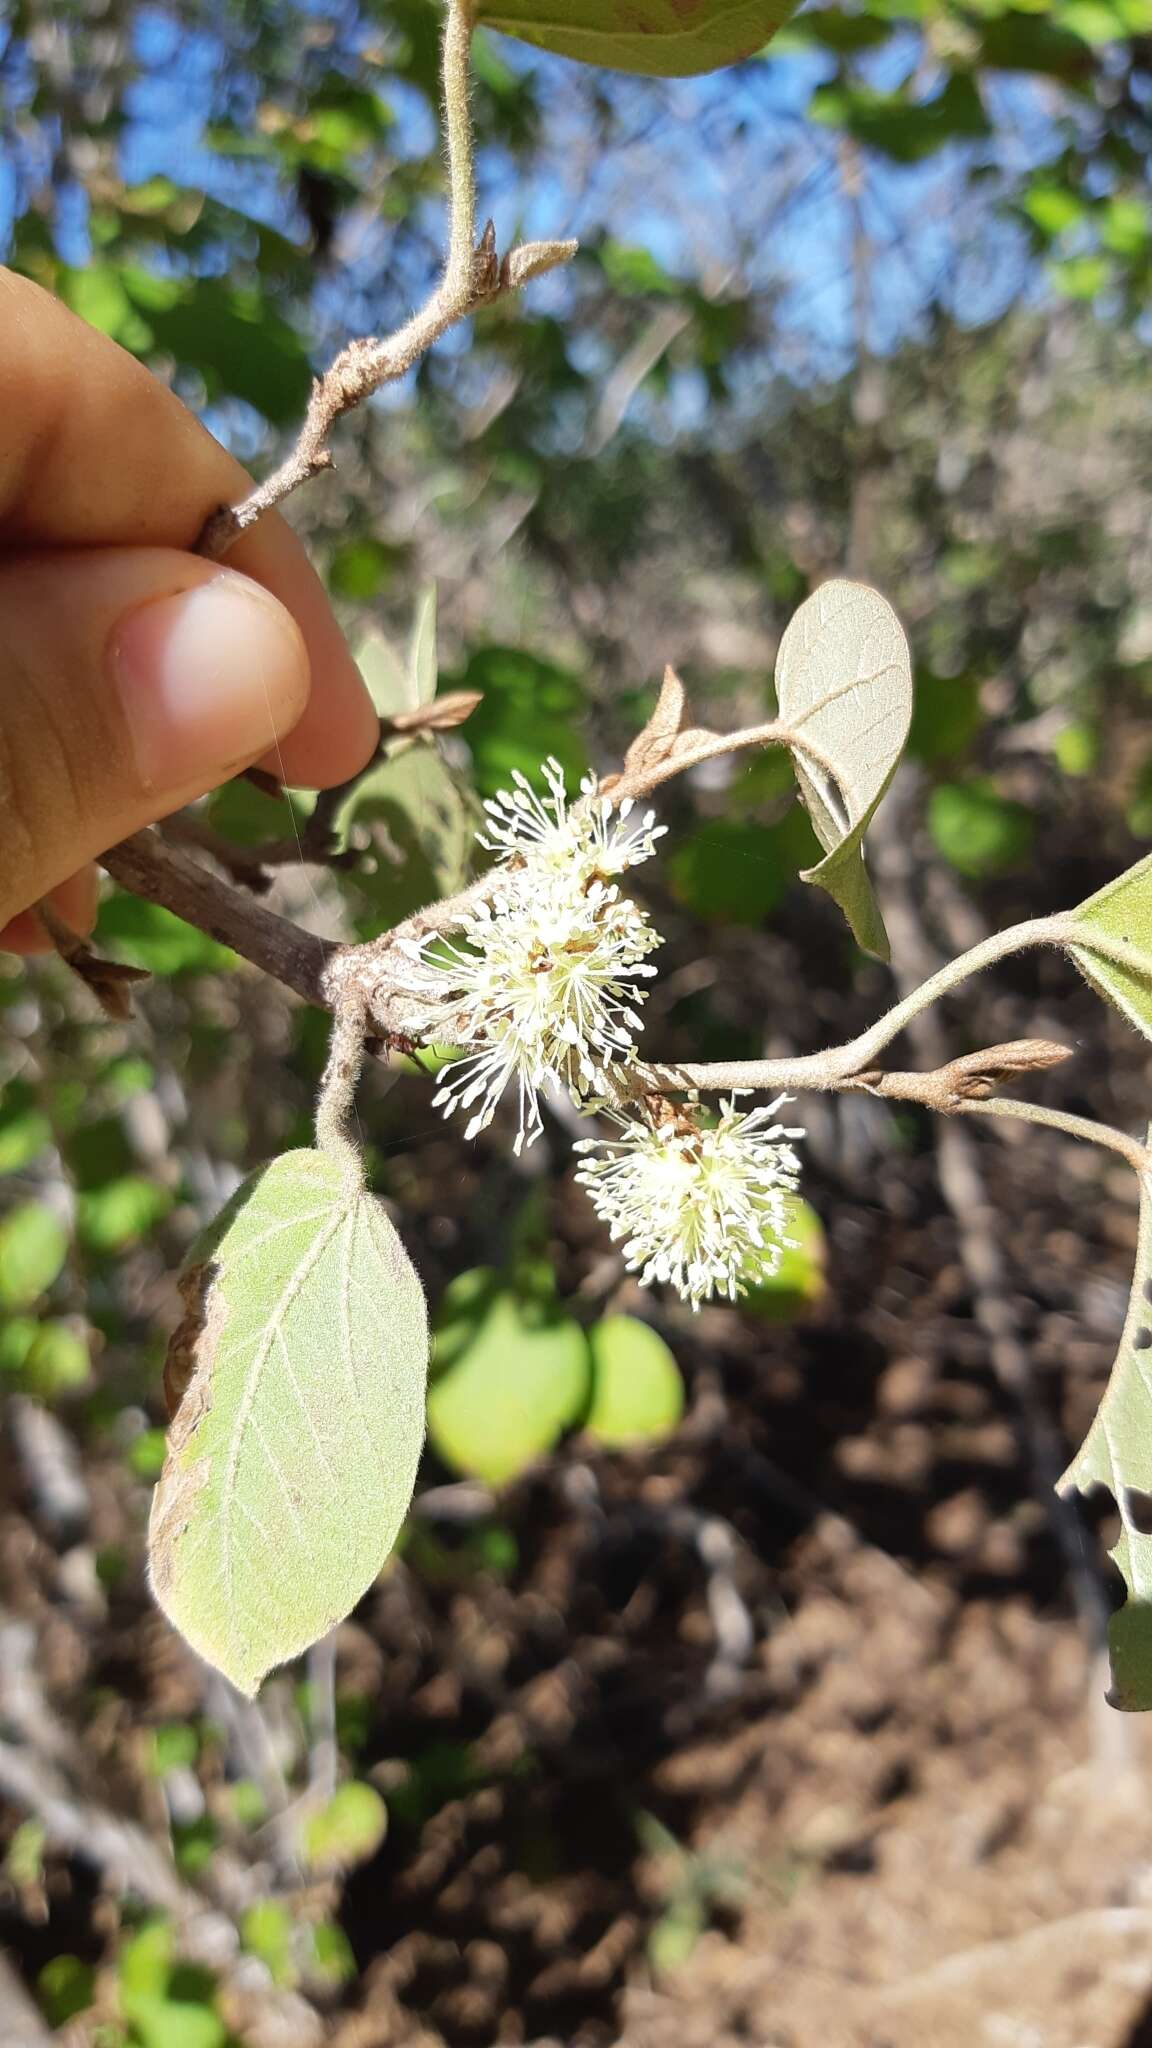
[640,914,1076,1097]
[956,1095,1149,1175]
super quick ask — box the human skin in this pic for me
[0,267,379,953]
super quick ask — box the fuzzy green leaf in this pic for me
[1059,1160,1152,1709]
[1069,851,1152,1044]
[475,0,799,76]
[774,580,913,959]
[585,1317,684,1447]
[149,1149,428,1696]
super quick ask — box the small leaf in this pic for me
[427,1286,589,1485]
[1059,1161,1152,1708]
[79,1174,173,1253]
[774,580,913,958]
[96,895,236,976]
[0,1085,51,1174]
[409,582,439,708]
[301,1781,388,1871]
[343,747,476,932]
[928,778,1034,878]
[149,1149,428,1696]
[1069,851,1152,1044]
[20,1320,91,1398]
[585,1317,684,1447]
[667,820,789,924]
[0,1203,68,1308]
[355,629,411,721]
[475,0,799,76]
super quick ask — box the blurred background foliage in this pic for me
[6,1,1152,2042]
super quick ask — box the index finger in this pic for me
[0,268,377,788]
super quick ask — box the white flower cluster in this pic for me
[400,757,807,1305]
[574,1096,804,1311]
[398,762,664,1154]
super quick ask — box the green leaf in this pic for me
[79,1174,173,1253]
[475,0,800,76]
[1049,252,1110,299]
[906,671,983,764]
[928,778,1034,878]
[774,579,913,958]
[124,1991,226,2048]
[343,747,476,933]
[19,1320,91,1398]
[585,1317,684,1447]
[149,1148,428,1696]
[1022,180,1086,237]
[1059,1162,1152,1708]
[776,9,893,51]
[38,1955,95,2027]
[1068,852,1152,1043]
[427,1285,589,1485]
[452,646,588,799]
[121,271,312,425]
[0,1084,51,1174]
[810,74,989,165]
[667,820,788,924]
[241,1901,295,1986]
[328,537,400,602]
[0,1203,68,1308]
[599,240,678,296]
[301,1781,388,1871]
[96,895,236,976]
[409,582,439,708]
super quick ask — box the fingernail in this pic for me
[111,571,310,791]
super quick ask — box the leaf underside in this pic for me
[149,1149,428,1696]
[774,578,913,960]
[475,0,799,77]
[1059,1153,1152,1710]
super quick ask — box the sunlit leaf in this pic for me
[0,1203,68,1309]
[96,895,236,976]
[451,646,588,798]
[1059,1160,1152,1709]
[667,820,789,924]
[301,1781,388,1871]
[79,1175,173,1253]
[410,582,439,707]
[328,537,401,602]
[0,1084,51,1175]
[928,778,1034,878]
[774,579,913,958]
[19,1320,91,1398]
[475,0,799,76]
[1069,851,1152,1044]
[343,746,476,932]
[149,1149,428,1696]
[428,1284,589,1484]
[585,1317,684,1447]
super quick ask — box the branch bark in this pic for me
[197,0,575,555]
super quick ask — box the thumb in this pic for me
[0,548,311,928]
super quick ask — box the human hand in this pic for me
[0,268,378,953]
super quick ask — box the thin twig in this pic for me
[196,0,574,555]
[96,827,1148,1175]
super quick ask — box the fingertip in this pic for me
[228,519,379,789]
[0,868,99,957]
